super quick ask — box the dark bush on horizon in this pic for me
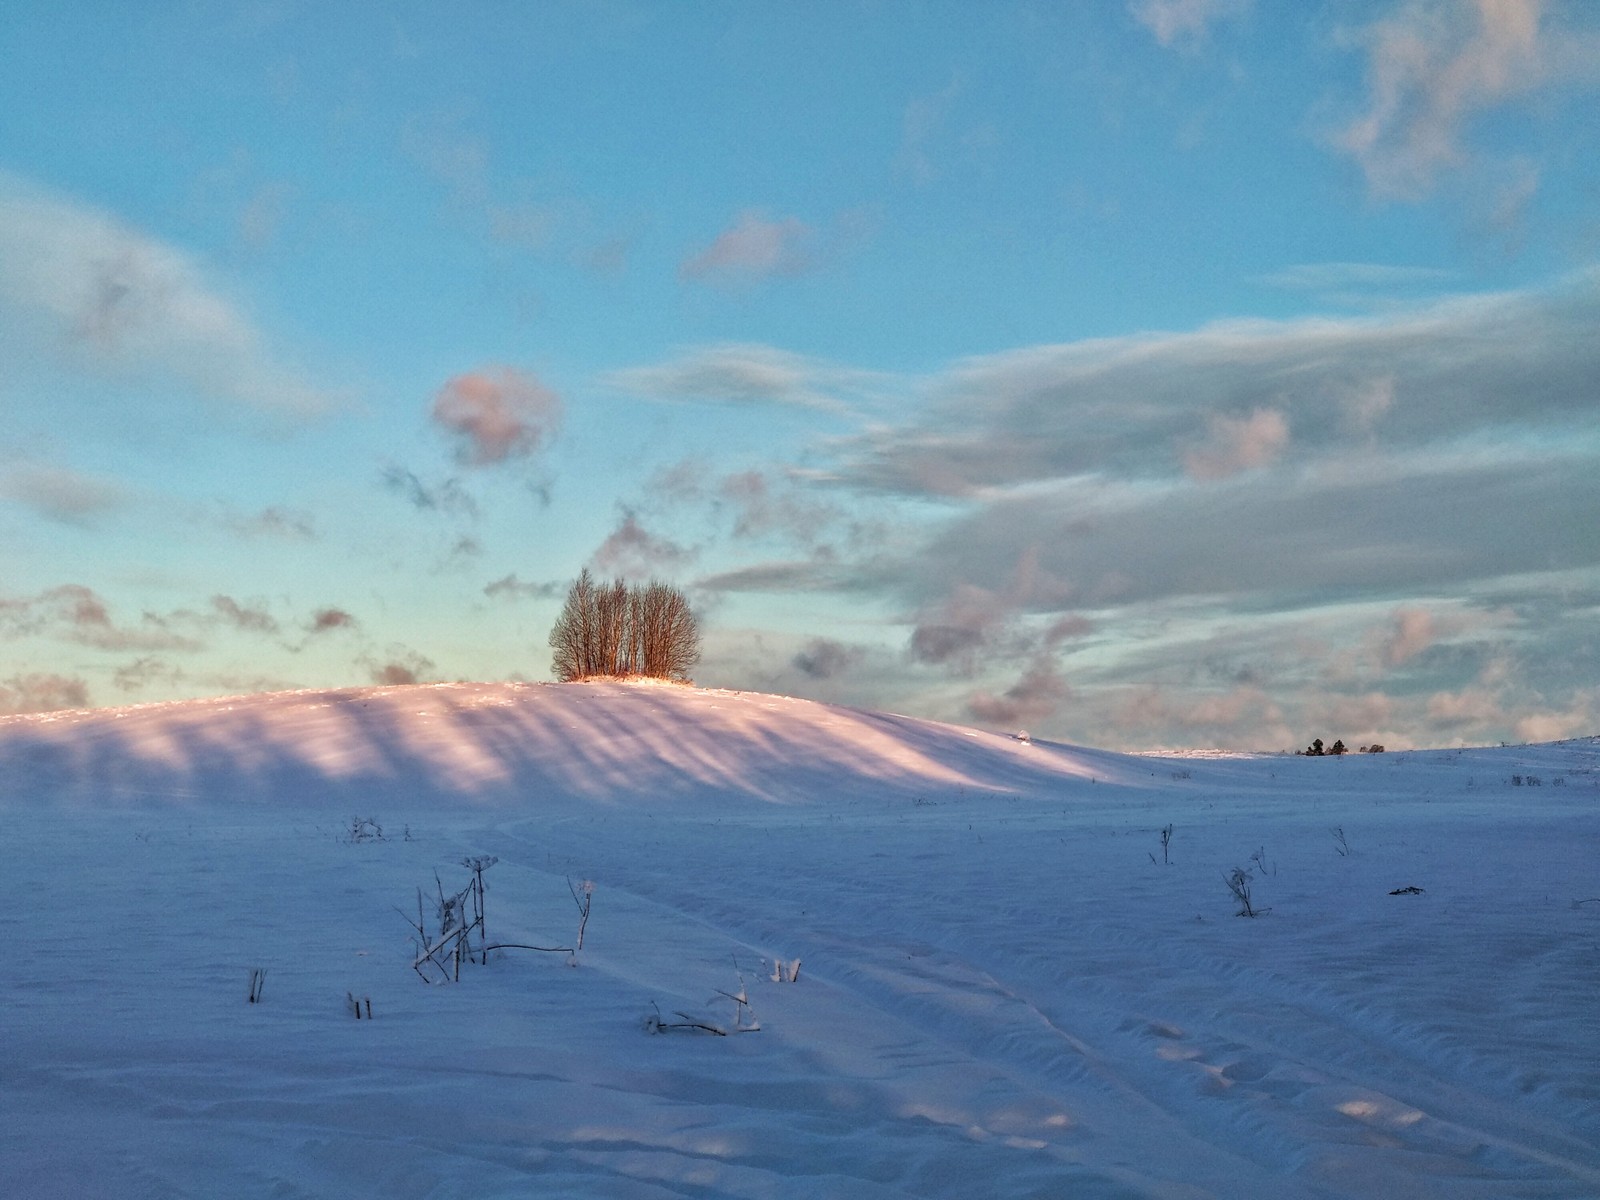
[548,569,700,683]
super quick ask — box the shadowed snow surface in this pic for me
[2,681,1598,1198]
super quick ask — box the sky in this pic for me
[1,0,1597,751]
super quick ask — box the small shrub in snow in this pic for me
[247,967,267,1004]
[347,992,372,1019]
[346,816,385,843]
[568,877,593,952]
[1224,867,1267,917]
[1331,826,1350,857]
[1160,823,1173,865]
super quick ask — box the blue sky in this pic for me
[2,0,1597,750]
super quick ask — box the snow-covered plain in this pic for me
[2,680,1597,1199]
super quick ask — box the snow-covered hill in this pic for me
[3,682,1598,1198]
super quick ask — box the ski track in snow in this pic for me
[2,680,1597,1198]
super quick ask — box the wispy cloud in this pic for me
[607,343,882,415]
[0,462,127,524]
[0,170,332,414]
[1336,0,1600,200]
[0,585,203,653]
[1130,0,1251,47]
[379,464,480,519]
[680,210,815,285]
[483,574,561,602]
[831,271,1600,498]
[222,505,317,541]
[590,510,695,579]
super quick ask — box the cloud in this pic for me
[1255,262,1457,309]
[0,585,203,653]
[1182,407,1289,480]
[680,211,815,285]
[590,511,695,579]
[1384,606,1436,666]
[307,608,357,634]
[1336,0,1600,200]
[431,367,563,467]
[0,462,126,524]
[832,273,1600,498]
[364,648,436,686]
[483,574,561,601]
[719,471,840,546]
[696,560,858,595]
[211,595,279,635]
[380,464,480,519]
[0,672,90,714]
[967,658,1071,729]
[606,344,878,414]
[0,170,330,414]
[223,505,316,541]
[1130,0,1251,47]
[893,75,997,185]
[792,637,866,680]
[112,657,184,693]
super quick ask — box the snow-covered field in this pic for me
[2,681,1597,1199]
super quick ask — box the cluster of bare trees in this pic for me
[548,569,700,682]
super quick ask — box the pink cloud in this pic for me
[1182,408,1289,480]
[431,367,563,466]
[1384,607,1436,666]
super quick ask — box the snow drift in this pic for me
[2,682,1597,1199]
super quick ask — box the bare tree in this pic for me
[549,573,700,682]
[633,580,699,681]
[549,569,598,682]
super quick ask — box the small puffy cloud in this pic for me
[1182,408,1289,480]
[0,672,90,714]
[0,169,330,414]
[0,462,127,524]
[792,637,866,680]
[680,211,815,285]
[590,510,694,579]
[1130,0,1251,47]
[365,648,435,686]
[307,607,357,634]
[431,367,563,467]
